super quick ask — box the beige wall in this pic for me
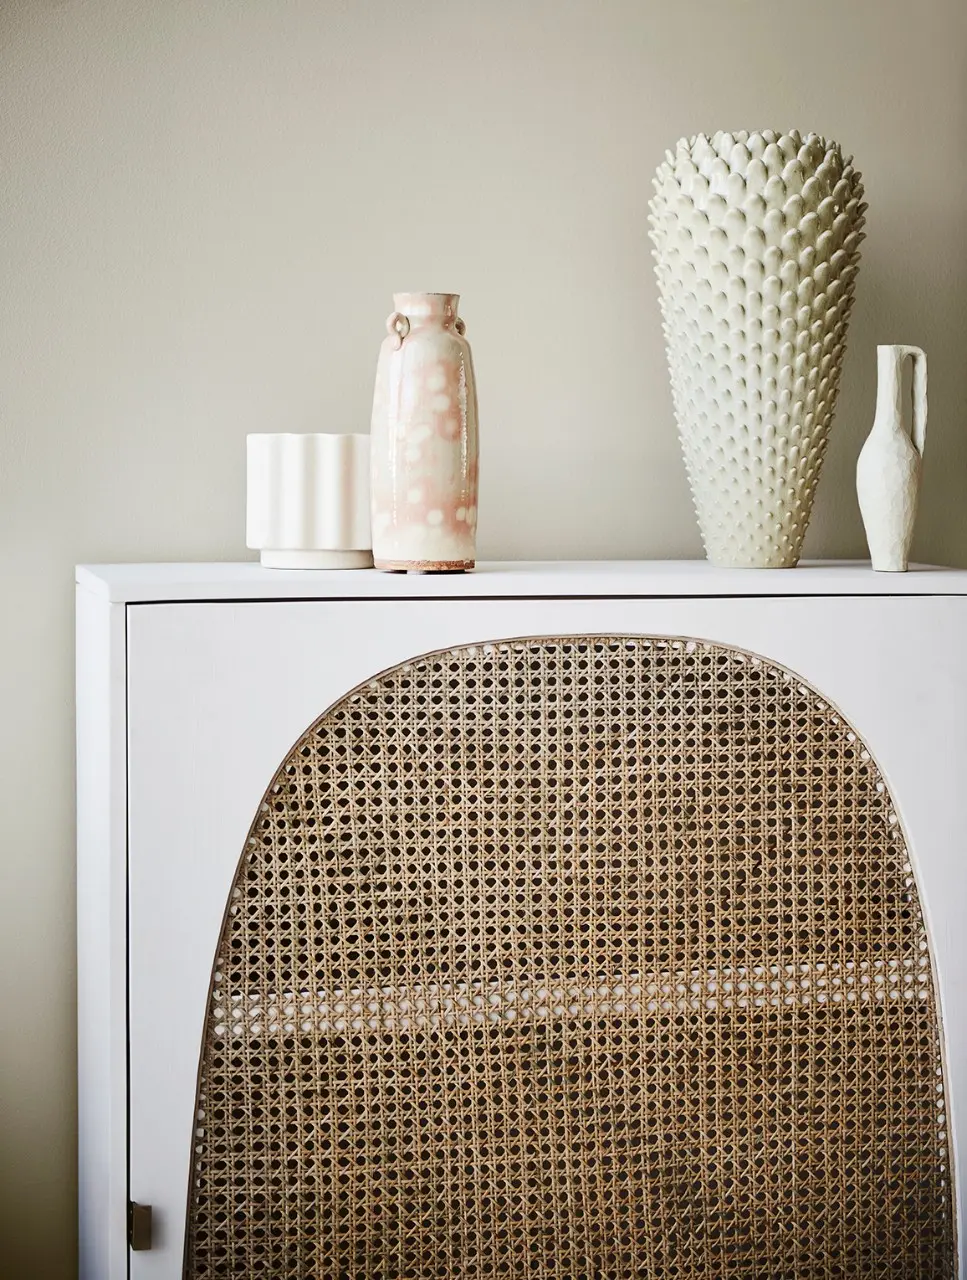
[2,0,966,1273]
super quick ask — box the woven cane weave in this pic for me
[186,638,953,1279]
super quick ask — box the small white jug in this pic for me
[856,345,927,572]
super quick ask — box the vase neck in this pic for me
[874,345,904,431]
[393,292,460,327]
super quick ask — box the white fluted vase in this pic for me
[246,433,372,569]
[649,130,866,567]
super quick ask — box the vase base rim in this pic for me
[706,558,802,570]
[375,559,475,574]
[260,549,374,570]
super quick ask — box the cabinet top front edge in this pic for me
[74,560,967,604]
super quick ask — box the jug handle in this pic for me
[386,312,410,350]
[898,345,928,457]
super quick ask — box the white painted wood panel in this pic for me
[125,595,967,1277]
[76,586,128,1280]
[76,559,967,604]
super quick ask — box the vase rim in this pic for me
[393,290,460,312]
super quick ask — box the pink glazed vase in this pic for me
[370,292,479,571]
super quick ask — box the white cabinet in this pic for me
[78,562,967,1279]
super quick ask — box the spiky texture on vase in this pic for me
[649,130,866,568]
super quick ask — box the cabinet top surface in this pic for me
[74,559,967,603]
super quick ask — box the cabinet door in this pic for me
[126,596,967,1277]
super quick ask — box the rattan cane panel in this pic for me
[186,638,953,1279]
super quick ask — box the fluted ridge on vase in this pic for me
[649,129,866,568]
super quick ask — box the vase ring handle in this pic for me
[386,312,410,350]
[898,345,928,457]
[455,318,466,336]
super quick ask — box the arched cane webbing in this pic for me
[186,638,953,1278]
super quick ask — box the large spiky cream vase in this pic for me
[650,131,866,568]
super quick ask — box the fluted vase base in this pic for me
[261,549,374,570]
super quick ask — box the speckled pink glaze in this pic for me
[370,292,479,572]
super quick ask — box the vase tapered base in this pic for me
[707,555,801,570]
